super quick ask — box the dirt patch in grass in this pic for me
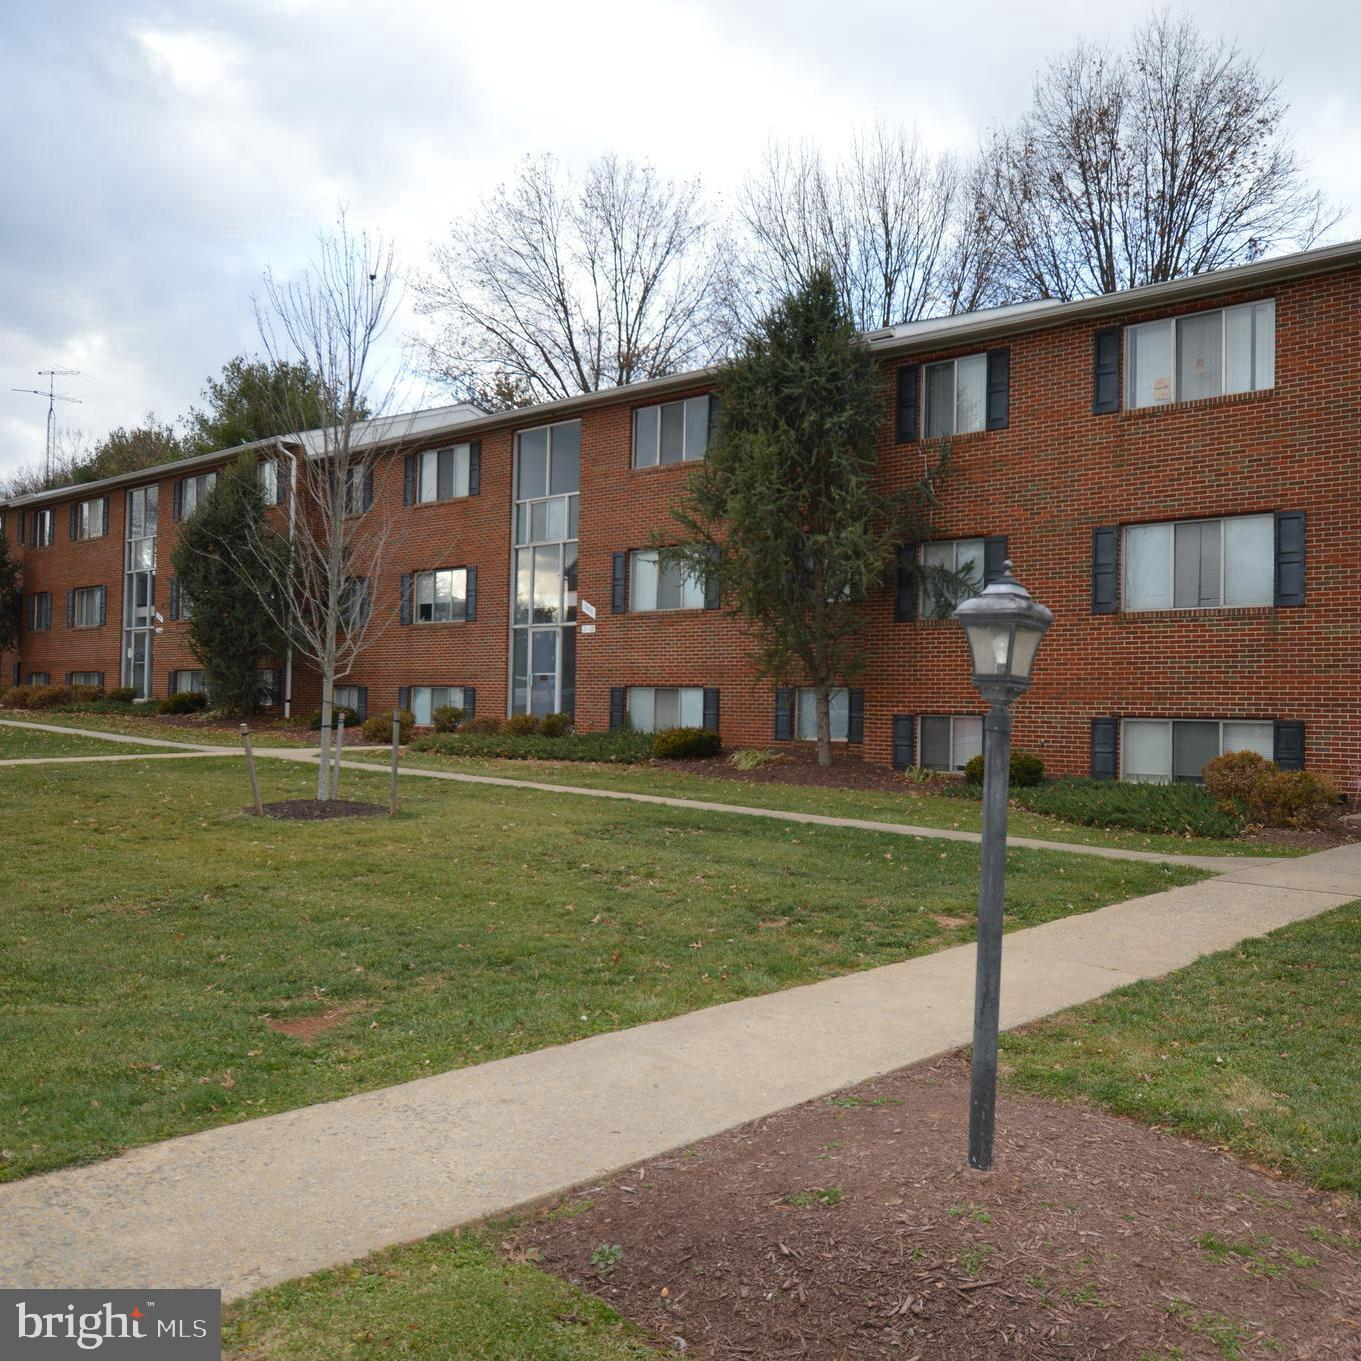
[515,1055,1360,1360]
[264,1004,364,1041]
[257,798,387,820]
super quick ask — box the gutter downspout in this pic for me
[283,443,297,719]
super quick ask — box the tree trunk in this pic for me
[815,684,832,768]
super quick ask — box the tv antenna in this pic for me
[12,367,83,483]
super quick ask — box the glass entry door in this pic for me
[122,485,158,699]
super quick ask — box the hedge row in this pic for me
[409,729,657,763]
[1011,778,1245,838]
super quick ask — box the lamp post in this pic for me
[953,562,1053,1171]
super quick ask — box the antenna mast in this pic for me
[11,367,82,483]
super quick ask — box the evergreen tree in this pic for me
[671,268,959,766]
[0,530,20,654]
[170,453,285,715]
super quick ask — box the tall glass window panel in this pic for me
[1123,522,1173,610]
[533,545,562,622]
[1223,515,1274,606]
[73,588,102,627]
[795,687,848,742]
[529,630,558,717]
[1126,319,1174,408]
[921,716,950,770]
[516,427,549,499]
[924,362,955,438]
[683,397,710,462]
[514,549,533,626]
[1224,301,1275,394]
[1176,311,1223,402]
[954,354,987,433]
[659,401,685,464]
[951,715,984,769]
[1222,721,1274,761]
[633,406,660,468]
[1173,519,1222,608]
[1171,721,1221,783]
[1123,720,1172,783]
[549,422,580,494]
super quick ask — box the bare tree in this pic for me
[979,12,1339,299]
[723,123,1004,338]
[416,154,722,406]
[227,215,405,799]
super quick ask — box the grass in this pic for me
[1000,901,1361,1192]
[222,1231,654,1360]
[346,748,1298,857]
[0,723,170,759]
[0,710,318,748]
[0,755,1200,1181]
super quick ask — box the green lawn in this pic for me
[0,755,1199,1181]
[0,723,170,758]
[1002,901,1361,1192]
[0,711,319,748]
[348,748,1295,857]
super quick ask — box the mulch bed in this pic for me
[255,798,387,821]
[513,1055,1361,1360]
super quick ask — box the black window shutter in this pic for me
[894,544,917,622]
[403,453,416,505]
[468,440,481,495]
[463,687,475,720]
[609,687,626,731]
[354,686,368,721]
[363,470,374,512]
[101,497,110,536]
[1092,327,1121,414]
[611,552,628,613]
[399,573,412,626]
[1091,717,1118,780]
[895,364,919,443]
[1274,511,1305,607]
[891,715,916,770]
[464,566,477,621]
[701,687,720,733]
[69,504,78,540]
[66,590,74,627]
[1092,526,1119,614]
[98,587,106,626]
[983,536,1009,584]
[172,480,183,522]
[847,688,865,743]
[397,687,409,714]
[704,546,721,610]
[1273,721,1305,771]
[985,348,1010,430]
[774,687,794,741]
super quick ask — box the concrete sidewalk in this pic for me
[3,841,1358,1301]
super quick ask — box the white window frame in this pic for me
[1125,300,1275,410]
[413,568,469,624]
[632,395,712,468]
[72,586,103,628]
[27,593,51,631]
[25,672,49,686]
[1120,718,1275,784]
[32,508,54,547]
[919,538,986,619]
[919,714,984,772]
[74,498,105,541]
[258,460,280,506]
[409,685,467,726]
[171,670,206,695]
[340,577,370,630]
[333,685,362,714]
[181,473,217,518]
[627,686,705,733]
[415,445,473,504]
[1121,513,1274,613]
[68,672,102,687]
[629,549,706,612]
[256,668,281,706]
[923,353,988,438]
[795,687,849,743]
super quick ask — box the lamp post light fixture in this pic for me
[953,561,1053,1171]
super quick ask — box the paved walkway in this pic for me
[0,718,1275,872]
[2,841,1358,1300]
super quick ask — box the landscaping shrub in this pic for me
[431,705,465,733]
[653,727,722,759]
[409,730,655,763]
[962,748,1045,787]
[1,685,33,708]
[1013,778,1244,838]
[728,747,785,770]
[362,709,414,743]
[1204,750,1275,812]
[158,690,209,715]
[28,685,75,710]
[1253,770,1339,828]
[460,715,503,735]
[504,713,542,736]
[68,685,105,703]
[307,706,360,730]
[539,711,573,737]
[105,687,138,704]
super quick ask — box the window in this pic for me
[795,687,849,742]
[257,669,281,706]
[920,538,985,619]
[258,460,281,506]
[340,577,370,630]
[630,549,705,611]
[408,685,466,726]
[180,473,217,518]
[29,508,53,548]
[1122,719,1273,784]
[26,593,51,632]
[413,568,469,623]
[1123,514,1273,611]
[170,577,193,621]
[68,672,103,687]
[334,685,362,714]
[25,672,49,686]
[633,395,713,468]
[924,354,987,437]
[1125,301,1275,410]
[73,497,107,540]
[171,670,206,695]
[342,466,370,516]
[71,586,105,628]
[414,445,473,503]
[920,715,984,772]
[628,686,704,732]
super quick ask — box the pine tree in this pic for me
[0,530,20,654]
[170,453,285,715]
[671,267,957,766]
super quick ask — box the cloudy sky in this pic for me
[1,0,1355,482]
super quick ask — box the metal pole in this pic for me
[331,713,345,800]
[240,723,264,817]
[388,711,400,816]
[968,700,1013,1171]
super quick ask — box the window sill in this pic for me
[626,607,710,617]
[407,496,474,510]
[919,429,990,447]
[1115,605,1277,621]
[1121,388,1273,420]
[630,458,704,474]
[410,619,472,628]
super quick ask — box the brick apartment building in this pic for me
[3,240,1358,786]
